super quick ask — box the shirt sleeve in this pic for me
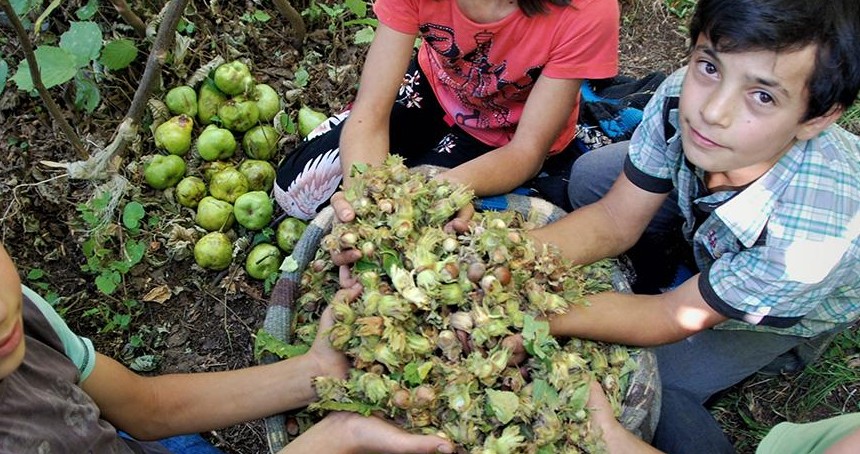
[623,70,683,193]
[542,0,619,79]
[698,232,856,328]
[22,285,97,382]
[373,0,420,35]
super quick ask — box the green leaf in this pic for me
[11,0,35,15]
[12,46,78,91]
[75,0,100,20]
[311,400,378,417]
[278,111,297,134]
[129,354,160,372]
[122,201,145,230]
[531,378,560,408]
[95,270,120,295]
[125,240,146,266]
[344,0,367,17]
[27,268,45,280]
[0,59,8,92]
[253,10,271,22]
[99,39,138,70]
[486,389,519,424]
[73,73,101,113]
[567,381,590,412]
[353,26,376,45]
[403,361,433,386]
[61,21,103,67]
[254,329,310,359]
[522,314,552,359]
[279,255,298,272]
[294,67,309,88]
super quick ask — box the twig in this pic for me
[107,0,146,38]
[0,0,89,159]
[271,0,306,49]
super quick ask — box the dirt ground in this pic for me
[1,1,854,453]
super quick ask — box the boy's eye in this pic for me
[698,60,718,75]
[754,91,774,105]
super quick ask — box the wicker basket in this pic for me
[259,193,660,452]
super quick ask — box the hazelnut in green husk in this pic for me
[154,115,194,156]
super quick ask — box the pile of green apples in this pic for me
[142,60,309,281]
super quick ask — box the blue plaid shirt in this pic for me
[625,68,860,337]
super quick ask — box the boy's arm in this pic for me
[82,300,353,440]
[438,75,581,196]
[549,275,728,346]
[339,23,416,187]
[530,170,668,265]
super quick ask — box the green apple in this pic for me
[198,79,227,125]
[195,196,235,231]
[298,105,328,138]
[175,176,207,208]
[209,167,249,203]
[201,161,235,183]
[165,86,198,117]
[253,83,281,121]
[233,191,273,230]
[238,159,276,192]
[276,217,307,253]
[197,125,237,161]
[245,243,282,280]
[144,154,186,190]
[213,60,256,96]
[155,115,194,156]
[219,97,260,133]
[194,232,233,270]
[242,125,279,161]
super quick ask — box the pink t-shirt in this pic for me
[374,0,619,154]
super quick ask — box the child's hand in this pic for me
[308,284,363,379]
[330,191,355,223]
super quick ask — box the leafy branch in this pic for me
[0,0,88,159]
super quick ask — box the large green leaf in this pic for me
[0,59,8,92]
[61,21,103,67]
[11,46,78,91]
[76,0,100,20]
[99,39,138,70]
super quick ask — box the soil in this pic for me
[0,1,855,453]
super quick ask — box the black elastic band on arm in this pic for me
[623,155,674,193]
[697,263,803,328]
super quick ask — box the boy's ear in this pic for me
[796,106,843,141]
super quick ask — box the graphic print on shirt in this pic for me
[419,23,542,131]
[280,148,342,220]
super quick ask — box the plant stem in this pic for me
[271,0,306,49]
[0,0,89,160]
[107,0,146,38]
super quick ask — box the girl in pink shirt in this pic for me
[275,0,619,220]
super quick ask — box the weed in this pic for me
[663,0,697,19]
[838,99,860,135]
[25,268,62,313]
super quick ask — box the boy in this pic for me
[0,242,453,453]
[515,0,860,452]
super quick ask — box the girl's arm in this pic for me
[438,75,581,196]
[339,23,417,188]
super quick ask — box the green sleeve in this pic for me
[756,413,860,454]
[22,285,97,382]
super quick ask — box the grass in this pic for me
[839,100,860,135]
[713,324,860,453]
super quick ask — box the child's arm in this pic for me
[438,75,582,196]
[339,23,417,188]
[81,298,353,440]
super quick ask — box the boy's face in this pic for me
[679,34,837,185]
[0,243,25,380]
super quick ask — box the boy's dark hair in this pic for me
[520,0,571,17]
[689,0,860,121]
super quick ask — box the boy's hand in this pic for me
[444,203,475,234]
[308,284,363,379]
[282,412,454,454]
[330,191,355,223]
